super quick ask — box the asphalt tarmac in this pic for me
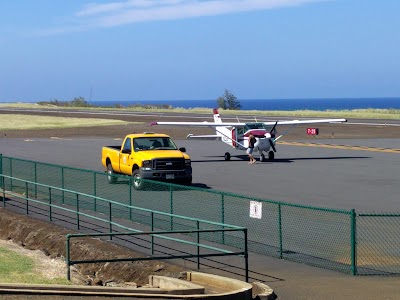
[1,137,399,211]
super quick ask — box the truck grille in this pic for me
[153,158,185,170]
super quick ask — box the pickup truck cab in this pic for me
[101,132,192,189]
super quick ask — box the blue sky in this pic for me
[1,0,399,102]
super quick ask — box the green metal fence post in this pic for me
[0,155,3,206]
[49,187,52,222]
[244,228,249,282]
[93,171,97,212]
[9,158,12,191]
[197,220,200,269]
[350,209,357,275]
[2,176,5,207]
[25,182,29,214]
[129,178,132,220]
[170,185,173,231]
[109,202,112,240]
[61,167,65,204]
[76,194,80,230]
[34,162,37,198]
[221,193,225,244]
[278,204,283,259]
[151,212,154,255]
[66,235,71,280]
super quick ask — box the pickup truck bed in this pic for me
[104,145,120,150]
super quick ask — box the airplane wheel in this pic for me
[268,151,275,160]
[224,152,231,161]
[260,153,266,162]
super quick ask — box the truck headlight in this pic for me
[185,159,191,167]
[142,160,152,170]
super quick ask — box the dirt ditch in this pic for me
[0,208,188,287]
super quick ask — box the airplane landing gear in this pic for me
[268,151,275,160]
[224,152,231,161]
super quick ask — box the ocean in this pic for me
[91,98,400,111]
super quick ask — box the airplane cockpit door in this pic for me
[232,127,245,148]
[231,128,237,148]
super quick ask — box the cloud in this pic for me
[39,0,325,35]
[76,0,187,17]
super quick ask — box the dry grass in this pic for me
[0,114,138,130]
[1,102,400,119]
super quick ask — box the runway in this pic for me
[1,137,399,212]
[2,107,400,126]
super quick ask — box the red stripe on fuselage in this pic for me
[243,129,268,138]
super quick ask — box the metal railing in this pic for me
[66,230,248,281]
[0,173,248,281]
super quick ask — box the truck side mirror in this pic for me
[121,149,131,154]
[179,147,186,153]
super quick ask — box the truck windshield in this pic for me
[134,137,178,151]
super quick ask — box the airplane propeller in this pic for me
[268,121,278,152]
[268,138,276,152]
[270,121,278,138]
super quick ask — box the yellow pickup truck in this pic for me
[101,132,192,189]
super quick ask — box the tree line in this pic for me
[36,89,242,110]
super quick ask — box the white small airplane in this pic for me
[150,109,347,161]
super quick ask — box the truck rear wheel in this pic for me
[132,169,144,190]
[107,163,117,184]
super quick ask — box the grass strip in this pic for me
[0,114,137,130]
[0,246,69,284]
[1,103,400,119]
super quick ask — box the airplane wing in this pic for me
[268,119,347,125]
[187,134,221,139]
[149,121,246,127]
[149,119,346,127]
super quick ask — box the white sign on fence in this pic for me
[249,201,262,219]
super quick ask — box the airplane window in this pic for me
[245,123,264,130]
[237,127,244,135]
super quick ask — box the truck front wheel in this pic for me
[132,169,144,190]
[181,177,192,186]
[107,163,117,184]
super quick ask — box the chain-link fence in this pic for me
[1,154,399,275]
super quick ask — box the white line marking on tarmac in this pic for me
[50,137,72,140]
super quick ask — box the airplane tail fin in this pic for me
[213,109,224,137]
[213,108,222,123]
[213,108,233,146]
